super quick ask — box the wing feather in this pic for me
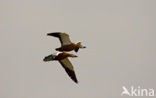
[59,58,78,83]
[47,32,72,46]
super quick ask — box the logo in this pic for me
[121,86,155,96]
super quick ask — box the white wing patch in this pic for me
[60,33,72,46]
[60,58,73,70]
[52,52,62,56]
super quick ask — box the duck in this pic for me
[43,52,78,83]
[47,32,86,52]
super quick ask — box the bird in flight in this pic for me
[43,52,78,83]
[47,32,86,52]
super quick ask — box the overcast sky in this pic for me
[0,0,156,98]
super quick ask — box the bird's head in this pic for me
[77,42,86,48]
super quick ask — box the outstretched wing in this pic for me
[59,58,78,83]
[47,32,72,46]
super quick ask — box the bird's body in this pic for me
[43,52,78,83]
[44,32,86,83]
[56,43,78,52]
[47,32,86,52]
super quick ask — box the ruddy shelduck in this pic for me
[47,32,86,52]
[43,52,78,83]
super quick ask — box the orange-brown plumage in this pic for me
[56,43,78,52]
[43,52,78,83]
[47,32,86,52]
[43,32,86,84]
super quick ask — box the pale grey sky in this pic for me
[0,0,156,98]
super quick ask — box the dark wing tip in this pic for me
[60,62,78,83]
[59,59,78,84]
[64,67,78,83]
[47,32,61,37]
